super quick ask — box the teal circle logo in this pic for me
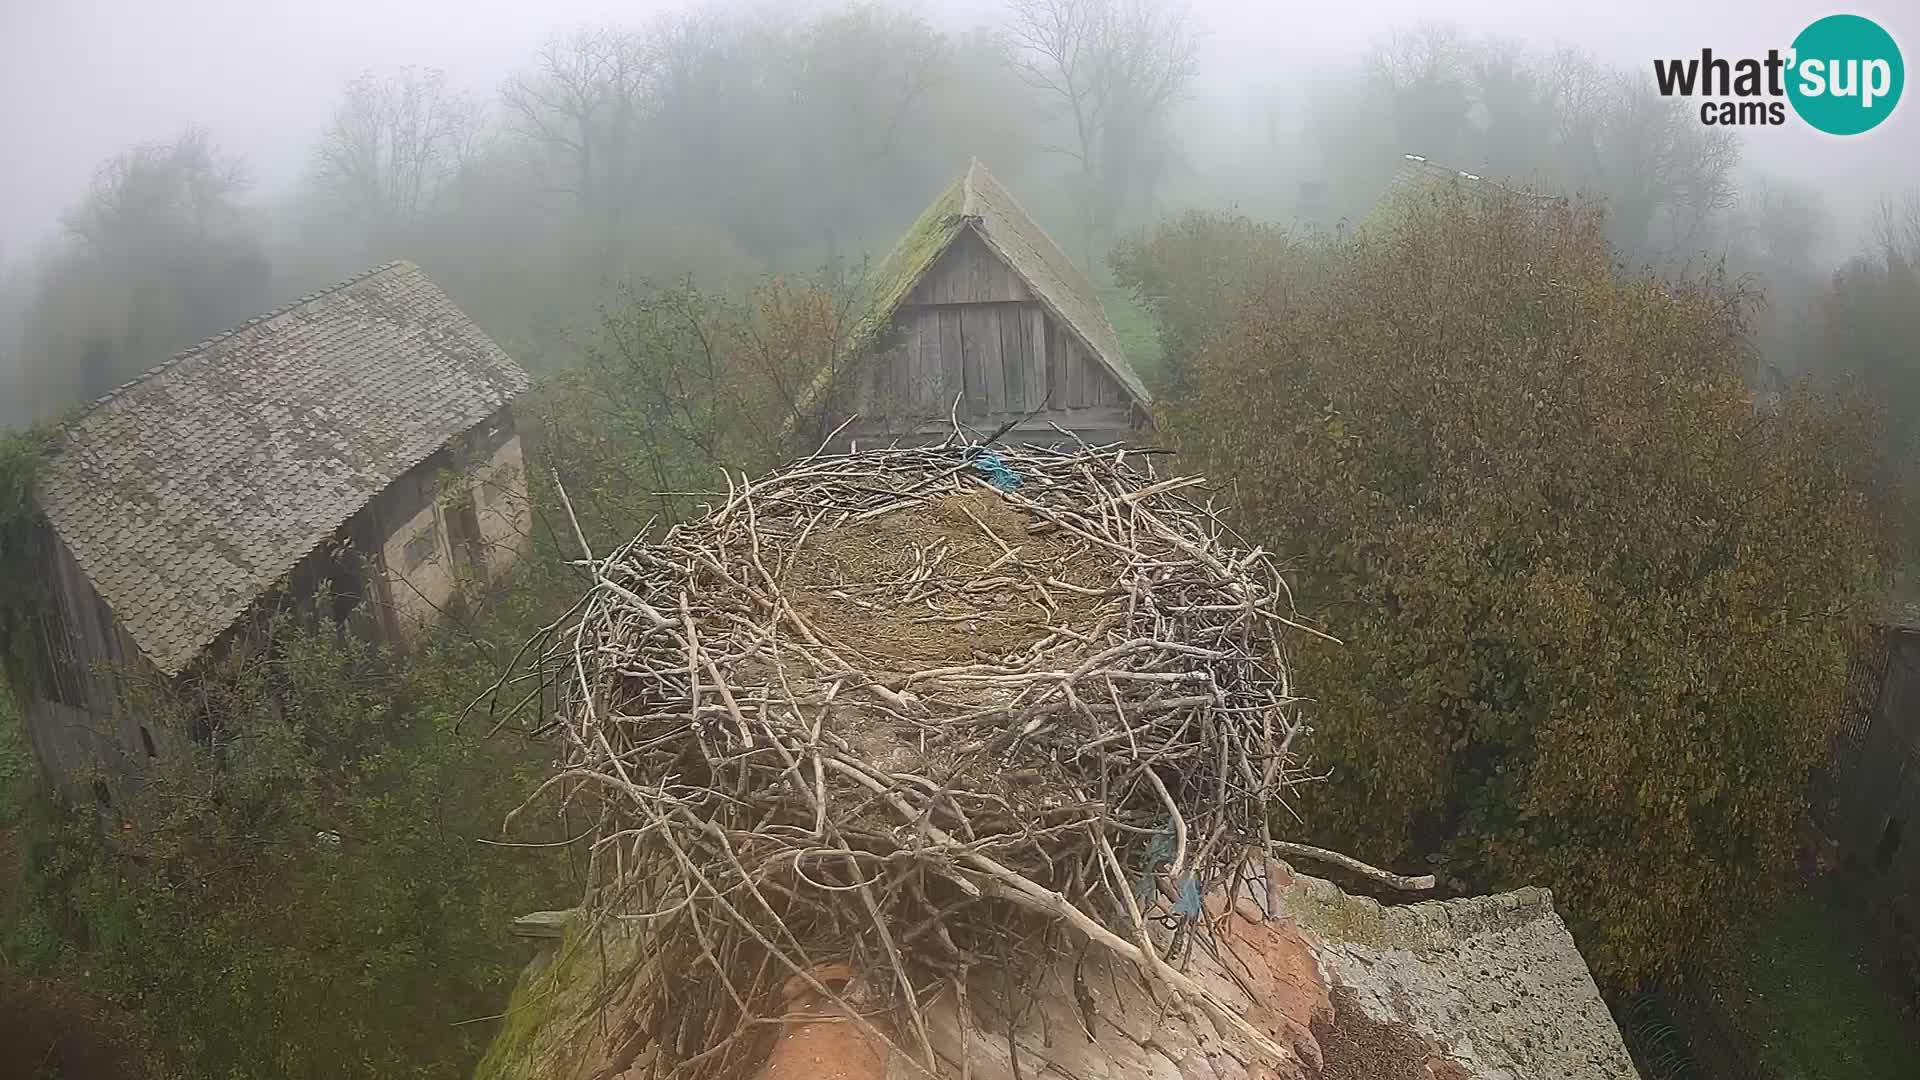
[1787,14,1904,135]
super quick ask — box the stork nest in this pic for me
[505,440,1317,1078]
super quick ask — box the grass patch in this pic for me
[1708,884,1920,1080]
[1097,283,1165,389]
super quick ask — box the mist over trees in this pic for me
[4,2,1920,1075]
[10,129,269,415]
[1008,0,1200,264]
[310,67,480,260]
[0,0,1912,431]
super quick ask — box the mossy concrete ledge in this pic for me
[473,911,652,1080]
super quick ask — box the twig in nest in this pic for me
[1268,840,1436,892]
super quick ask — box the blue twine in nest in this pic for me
[968,450,1023,492]
[1134,823,1202,917]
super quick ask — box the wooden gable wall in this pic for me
[24,524,158,802]
[853,229,1132,436]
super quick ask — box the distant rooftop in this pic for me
[1384,153,1563,207]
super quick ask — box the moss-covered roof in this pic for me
[847,173,968,354]
[805,159,1150,421]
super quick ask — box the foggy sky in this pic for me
[2,0,1916,254]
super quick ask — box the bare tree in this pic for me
[24,129,267,405]
[1365,23,1470,164]
[312,68,477,255]
[1869,191,1920,260]
[793,5,949,254]
[1587,77,1739,259]
[1007,0,1199,270]
[503,26,653,270]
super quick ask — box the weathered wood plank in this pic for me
[979,307,1008,413]
[877,405,1137,438]
[960,308,994,416]
[1089,360,1118,406]
[906,232,1034,306]
[943,308,976,417]
[913,308,947,415]
[1000,306,1031,411]
[1045,320,1064,408]
[1066,334,1088,407]
[913,314,938,410]
[891,317,912,416]
[856,339,882,415]
[1027,307,1048,409]
[962,235,985,303]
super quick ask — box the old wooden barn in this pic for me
[833,159,1152,447]
[21,261,532,800]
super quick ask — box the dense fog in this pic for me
[1,0,1916,426]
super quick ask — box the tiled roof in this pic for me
[36,261,530,676]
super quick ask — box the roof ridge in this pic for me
[1398,153,1558,203]
[959,161,1150,405]
[62,259,417,429]
[960,157,987,219]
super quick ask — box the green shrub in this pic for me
[2,606,574,1079]
[1109,211,1318,396]
[1167,188,1891,984]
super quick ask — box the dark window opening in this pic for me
[1874,817,1904,874]
[323,544,367,624]
[448,500,487,579]
[138,725,157,760]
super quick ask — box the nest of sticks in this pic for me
[507,439,1319,1077]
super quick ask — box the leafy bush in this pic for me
[539,271,864,543]
[2,602,574,1079]
[1110,210,1317,396]
[1164,188,1891,983]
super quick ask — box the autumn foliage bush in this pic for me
[1154,188,1892,983]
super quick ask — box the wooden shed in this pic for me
[831,159,1152,447]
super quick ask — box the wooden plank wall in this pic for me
[25,525,154,799]
[904,230,1034,306]
[855,229,1133,432]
